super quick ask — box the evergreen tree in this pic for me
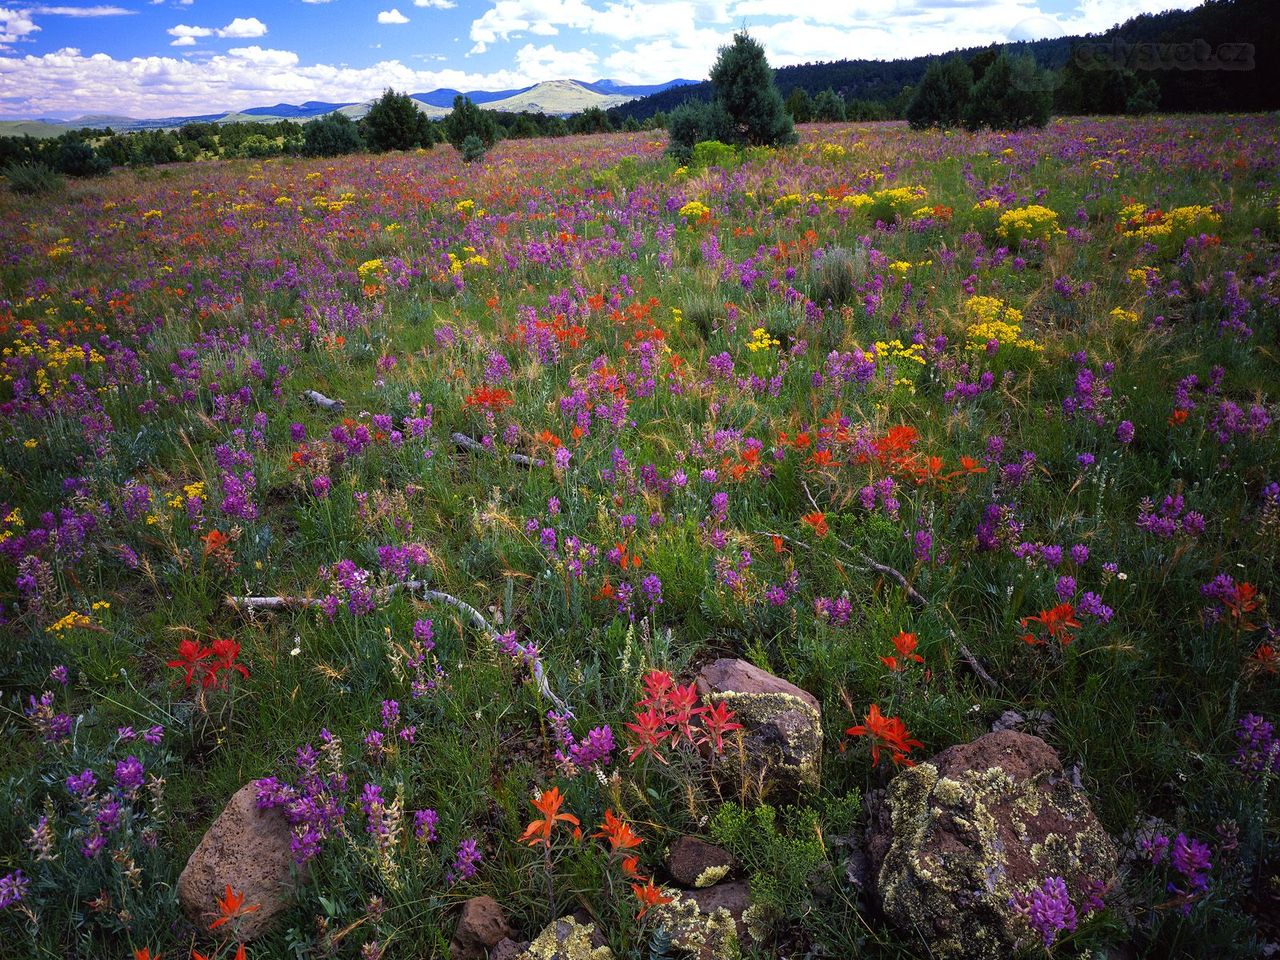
[962,53,1052,131]
[906,57,973,129]
[444,95,499,159]
[709,31,797,148]
[785,87,812,123]
[664,99,730,163]
[301,113,364,157]
[361,89,433,152]
[812,88,847,122]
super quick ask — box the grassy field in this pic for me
[1,117,1278,959]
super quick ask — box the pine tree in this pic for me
[906,57,973,129]
[962,53,1052,131]
[361,89,433,152]
[786,87,812,124]
[709,31,797,149]
[301,113,364,157]
[444,95,499,160]
[812,88,847,122]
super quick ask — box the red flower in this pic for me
[846,704,923,768]
[208,638,250,686]
[519,786,580,848]
[801,511,829,538]
[625,707,671,764]
[698,701,743,753]
[631,877,673,919]
[209,884,260,931]
[1020,603,1082,646]
[593,809,644,852]
[167,639,211,688]
[881,631,925,671]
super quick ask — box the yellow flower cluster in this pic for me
[1121,204,1220,240]
[357,259,385,279]
[1109,307,1140,324]
[274,195,293,207]
[745,328,780,353]
[874,339,926,365]
[168,481,205,508]
[962,296,1042,352]
[819,143,846,161]
[46,611,94,633]
[679,200,711,220]
[312,193,355,213]
[455,199,476,214]
[141,209,163,220]
[1,330,106,397]
[47,238,73,259]
[1126,266,1160,283]
[447,250,490,276]
[0,507,22,547]
[996,205,1062,243]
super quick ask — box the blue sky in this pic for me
[0,0,1205,119]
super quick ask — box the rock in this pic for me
[868,731,1117,960]
[451,896,514,960]
[490,939,528,960]
[177,782,307,940]
[665,836,736,888]
[695,658,821,801]
[655,880,751,960]
[513,916,612,960]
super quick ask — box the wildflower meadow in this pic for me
[2,115,1279,959]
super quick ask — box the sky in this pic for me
[0,0,1205,120]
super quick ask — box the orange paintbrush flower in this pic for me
[881,631,925,671]
[209,884,260,931]
[801,511,829,538]
[846,704,924,768]
[631,877,674,919]
[1020,603,1082,646]
[518,786,580,848]
[593,809,644,852]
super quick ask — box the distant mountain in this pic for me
[410,86,534,108]
[576,78,699,97]
[241,101,354,118]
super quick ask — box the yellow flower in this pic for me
[1109,307,1140,324]
[679,200,711,220]
[962,296,1042,352]
[24,438,38,449]
[357,259,385,279]
[745,328,780,353]
[996,205,1062,243]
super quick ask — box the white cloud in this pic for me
[217,17,268,38]
[414,0,457,7]
[514,41,597,79]
[377,8,410,23]
[0,45,537,118]
[168,23,211,38]
[28,5,134,15]
[0,6,40,46]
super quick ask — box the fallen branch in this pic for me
[301,389,344,413]
[451,432,542,469]
[226,582,568,710]
[957,641,999,690]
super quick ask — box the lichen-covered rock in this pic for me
[177,782,307,939]
[515,916,613,960]
[665,836,736,888]
[696,658,821,800]
[450,895,514,960]
[653,882,746,960]
[868,731,1117,960]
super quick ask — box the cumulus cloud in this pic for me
[414,0,457,7]
[377,8,410,23]
[217,17,268,38]
[514,41,597,79]
[0,6,40,47]
[0,45,536,117]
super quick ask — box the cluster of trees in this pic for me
[906,51,1054,131]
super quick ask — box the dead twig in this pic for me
[301,389,344,413]
[451,432,542,469]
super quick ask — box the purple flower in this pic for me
[0,870,28,910]
[1011,876,1077,948]
[290,423,306,442]
[414,808,439,842]
[67,769,97,797]
[311,475,331,499]
[114,755,145,794]
[1115,420,1135,444]
[448,837,482,884]
[1170,833,1212,892]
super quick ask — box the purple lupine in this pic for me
[414,808,439,842]
[0,870,28,909]
[114,755,145,795]
[447,837,482,884]
[1233,713,1280,779]
[1011,876,1077,947]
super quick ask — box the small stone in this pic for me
[490,939,528,960]
[696,658,821,801]
[665,836,736,888]
[177,782,307,940]
[450,896,514,960]
[653,880,751,960]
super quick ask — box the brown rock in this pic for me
[655,880,753,960]
[868,731,1117,960]
[489,939,527,960]
[512,916,612,959]
[177,782,307,940]
[665,836,736,888]
[696,658,821,800]
[450,896,514,960]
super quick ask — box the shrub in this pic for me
[460,134,486,164]
[4,162,64,196]
[786,87,813,123]
[665,100,730,163]
[302,113,364,157]
[710,31,797,149]
[50,139,110,177]
[963,52,1053,131]
[809,245,867,307]
[907,57,974,129]
[236,134,277,159]
[444,96,498,159]
[363,88,434,152]
[690,139,737,170]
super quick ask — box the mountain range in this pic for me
[5,79,697,136]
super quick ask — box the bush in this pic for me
[710,30,797,149]
[50,139,110,177]
[4,162,64,196]
[963,52,1052,131]
[460,134,486,164]
[302,113,364,157]
[809,245,867,307]
[907,57,974,130]
[236,134,277,159]
[362,89,434,152]
[444,96,498,159]
[665,99,730,163]
[690,139,737,170]
[786,87,812,123]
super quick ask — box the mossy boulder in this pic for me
[696,658,821,801]
[868,731,1117,959]
[515,916,613,960]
